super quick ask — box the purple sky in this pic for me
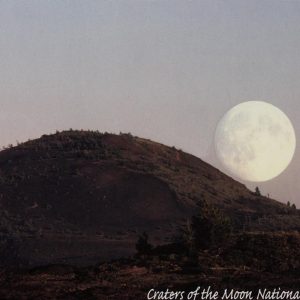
[1,1,300,206]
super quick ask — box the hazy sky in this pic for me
[1,0,300,206]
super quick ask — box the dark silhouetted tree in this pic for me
[136,232,153,255]
[183,201,232,252]
[255,187,261,196]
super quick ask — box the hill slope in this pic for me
[0,130,298,266]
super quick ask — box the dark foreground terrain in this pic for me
[1,263,299,300]
[0,130,299,298]
[0,231,300,299]
[0,232,299,299]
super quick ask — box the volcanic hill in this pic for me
[0,130,298,267]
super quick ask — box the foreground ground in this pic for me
[0,253,299,300]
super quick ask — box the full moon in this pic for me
[214,101,296,182]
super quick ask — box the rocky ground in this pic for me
[0,249,299,300]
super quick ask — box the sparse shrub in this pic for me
[183,201,232,252]
[182,219,198,259]
[255,187,261,196]
[135,232,153,255]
